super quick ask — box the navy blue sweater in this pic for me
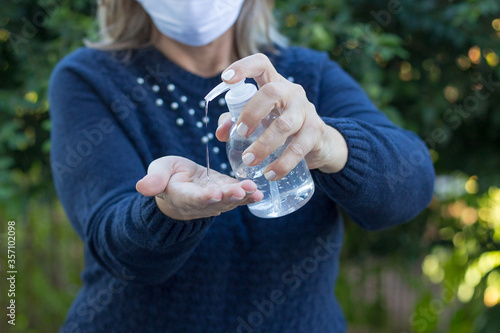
[49,45,434,333]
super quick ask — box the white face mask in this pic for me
[137,0,245,47]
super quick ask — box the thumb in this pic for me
[136,157,174,197]
[216,112,233,143]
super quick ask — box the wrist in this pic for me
[317,123,348,174]
[155,195,190,221]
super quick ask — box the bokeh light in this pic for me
[461,207,478,225]
[458,283,474,303]
[465,176,479,194]
[0,28,10,42]
[456,55,471,70]
[448,200,467,218]
[399,61,412,81]
[468,46,481,64]
[422,254,445,283]
[493,19,500,31]
[286,14,298,28]
[24,91,38,104]
[484,49,499,67]
[484,286,500,307]
[443,86,459,103]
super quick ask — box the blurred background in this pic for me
[0,0,499,332]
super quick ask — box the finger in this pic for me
[238,179,258,194]
[222,183,247,202]
[229,188,259,207]
[203,179,263,212]
[250,191,264,203]
[165,184,223,220]
[214,180,257,206]
[235,81,292,137]
[242,101,305,167]
[136,156,176,196]
[263,126,318,181]
[203,185,246,215]
[175,183,223,208]
[221,53,283,88]
[242,190,264,205]
[207,189,263,217]
[136,173,168,197]
[217,112,231,127]
[225,181,262,207]
[216,115,234,143]
[218,188,264,210]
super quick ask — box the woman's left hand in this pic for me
[215,53,349,181]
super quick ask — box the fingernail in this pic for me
[237,122,249,136]
[242,153,255,165]
[222,69,235,81]
[208,198,221,204]
[230,195,243,202]
[246,190,255,195]
[264,170,276,181]
[216,124,223,132]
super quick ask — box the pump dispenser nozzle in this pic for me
[205,80,244,102]
[205,79,258,120]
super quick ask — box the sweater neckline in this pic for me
[130,45,284,99]
[135,46,227,93]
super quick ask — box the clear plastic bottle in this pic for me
[205,79,315,218]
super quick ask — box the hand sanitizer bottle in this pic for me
[205,79,315,218]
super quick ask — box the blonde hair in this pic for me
[87,0,287,58]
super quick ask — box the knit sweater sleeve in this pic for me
[311,56,435,230]
[49,57,213,285]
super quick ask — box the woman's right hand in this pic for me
[136,156,263,220]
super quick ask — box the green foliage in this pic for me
[0,1,93,332]
[275,0,500,331]
[0,0,499,332]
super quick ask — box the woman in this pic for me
[49,0,435,332]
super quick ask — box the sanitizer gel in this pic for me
[205,79,315,218]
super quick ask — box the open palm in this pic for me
[136,156,263,220]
